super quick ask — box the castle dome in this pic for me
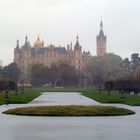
[34,35,44,48]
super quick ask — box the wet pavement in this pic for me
[0,92,139,140]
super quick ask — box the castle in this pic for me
[14,21,107,83]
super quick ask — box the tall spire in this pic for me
[98,20,105,37]
[100,20,103,30]
[74,35,81,52]
[25,35,28,43]
[16,39,19,48]
[15,39,20,52]
[76,35,79,41]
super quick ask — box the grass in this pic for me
[0,87,86,105]
[0,88,45,105]
[1,87,140,106]
[3,105,135,116]
[82,90,140,106]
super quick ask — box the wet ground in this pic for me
[0,92,139,140]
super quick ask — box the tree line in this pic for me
[1,53,140,89]
[86,53,140,89]
[30,63,79,87]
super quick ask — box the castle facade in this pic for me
[14,21,107,83]
[14,36,91,82]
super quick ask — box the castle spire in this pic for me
[76,35,79,42]
[15,39,20,52]
[100,20,103,30]
[25,35,28,43]
[16,39,19,48]
[74,35,81,52]
[98,20,105,37]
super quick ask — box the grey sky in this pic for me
[0,0,140,65]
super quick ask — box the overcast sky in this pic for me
[0,0,140,65]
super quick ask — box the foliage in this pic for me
[104,81,114,95]
[0,76,9,90]
[133,66,140,83]
[1,62,20,83]
[47,64,59,86]
[122,53,140,73]
[30,62,79,87]
[86,53,129,87]
[57,63,79,86]
[0,76,18,98]
[3,105,135,116]
[30,64,48,87]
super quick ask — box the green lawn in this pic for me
[0,88,45,105]
[3,105,135,116]
[0,88,85,105]
[82,90,140,106]
[1,87,140,106]
[0,87,86,105]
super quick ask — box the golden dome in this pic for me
[34,35,44,48]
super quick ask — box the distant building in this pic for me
[14,21,108,83]
[96,21,107,56]
[14,36,91,82]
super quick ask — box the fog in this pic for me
[0,0,140,65]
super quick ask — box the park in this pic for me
[0,87,139,140]
[1,0,140,139]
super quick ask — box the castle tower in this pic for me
[74,35,81,52]
[96,21,107,56]
[73,36,82,73]
[14,39,20,62]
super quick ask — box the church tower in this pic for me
[96,21,107,56]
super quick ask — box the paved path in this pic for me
[29,92,100,106]
[1,92,139,140]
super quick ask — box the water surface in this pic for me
[0,92,139,140]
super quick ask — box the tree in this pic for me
[47,64,59,87]
[131,53,140,72]
[30,64,48,87]
[57,63,79,86]
[105,81,114,95]
[0,76,17,98]
[2,62,20,83]
[0,76,9,92]
[86,53,130,87]
[122,53,140,74]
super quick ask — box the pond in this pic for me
[0,92,140,140]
